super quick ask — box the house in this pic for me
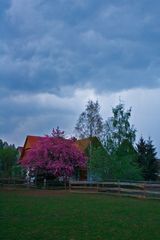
[20,135,102,181]
[20,136,44,161]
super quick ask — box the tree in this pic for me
[137,137,159,181]
[90,140,142,181]
[102,103,136,154]
[89,146,112,181]
[20,129,87,183]
[0,140,18,177]
[111,139,142,181]
[136,137,147,169]
[75,100,103,139]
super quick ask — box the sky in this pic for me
[0,0,160,155]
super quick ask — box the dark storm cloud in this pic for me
[0,0,160,94]
[0,0,160,151]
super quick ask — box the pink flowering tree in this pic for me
[20,128,87,184]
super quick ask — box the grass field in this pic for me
[0,189,160,240]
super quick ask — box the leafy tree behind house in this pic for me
[102,103,136,154]
[83,137,105,180]
[89,146,112,181]
[75,100,103,139]
[90,140,142,181]
[111,139,142,181]
[137,137,159,180]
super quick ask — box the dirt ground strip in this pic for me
[0,188,70,196]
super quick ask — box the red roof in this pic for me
[20,135,43,160]
[20,135,99,161]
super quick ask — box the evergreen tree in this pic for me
[75,100,103,139]
[145,138,159,180]
[137,136,147,169]
[137,137,159,181]
[0,141,18,177]
[0,139,3,149]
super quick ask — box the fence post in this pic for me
[97,182,99,192]
[43,178,46,189]
[14,178,16,188]
[69,181,71,191]
[118,180,121,196]
[143,183,146,198]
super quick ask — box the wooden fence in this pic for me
[69,181,160,200]
[0,178,27,188]
[0,178,66,190]
[1,178,160,199]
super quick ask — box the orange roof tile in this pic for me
[20,135,43,160]
[20,135,100,160]
[75,138,91,152]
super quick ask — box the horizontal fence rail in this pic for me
[0,178,27,188]
[1,178,160,199]
[0,178,67,190]
[69,181,160,200]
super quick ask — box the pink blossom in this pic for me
[20,128,87,179]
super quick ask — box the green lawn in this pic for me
[0,189,160,240]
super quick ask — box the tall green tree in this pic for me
[0,139,18,177]
[111,139,142,181]
[136,137,147,169]
[137,137,159,181]
[75,100,103,139]
[89,146,112,181]
[90,140,142,181]
[102,103,136,154]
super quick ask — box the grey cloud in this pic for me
[0,91,78,144]
[0,0,160,94]
[0,0,160,152]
